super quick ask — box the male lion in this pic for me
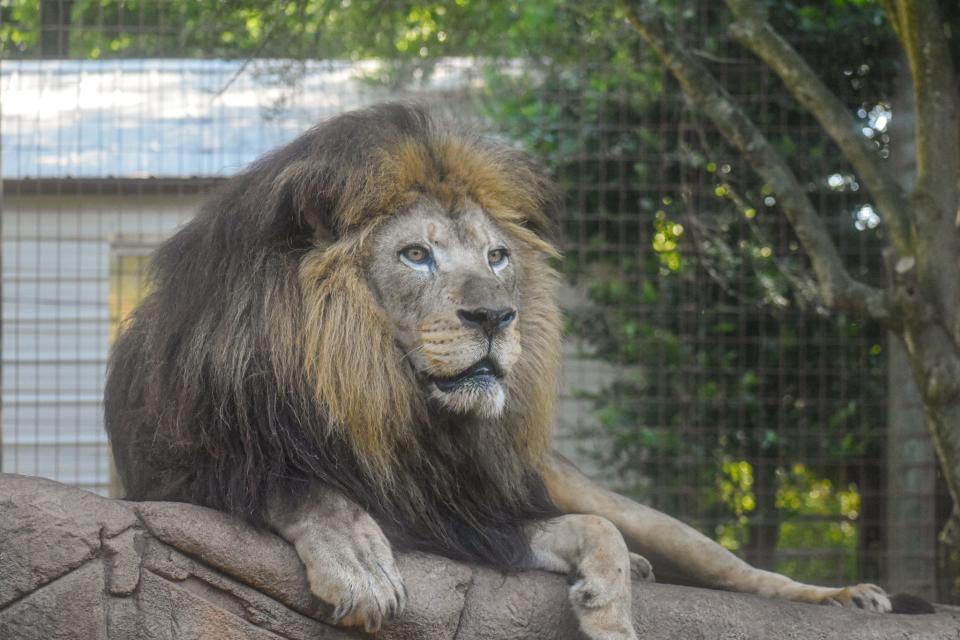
[106,103,909,639]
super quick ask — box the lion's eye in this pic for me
[488,248,509,271]
[400,245,433,271]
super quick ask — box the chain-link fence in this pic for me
[1,0,951,603]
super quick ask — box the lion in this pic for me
[105,103,921,639]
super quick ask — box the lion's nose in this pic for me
[457,307,516,337]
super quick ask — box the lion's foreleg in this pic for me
[527,514,646,640]
[267,487,407,632]
[544,453,892,613]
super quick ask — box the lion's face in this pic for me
[367,197,523,419]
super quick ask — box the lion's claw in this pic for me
[822,583,891,613]
[629,552,655,583]
[323,550,406,632]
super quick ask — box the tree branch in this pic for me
[883,1,960,346]
[886,1,960,211]
[617,0,892,324]
[723,0,912,254]
[876,0,903,43]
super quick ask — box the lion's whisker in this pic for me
[399,343,426,363]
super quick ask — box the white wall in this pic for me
[2,193,201,494]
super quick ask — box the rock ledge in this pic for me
[1,473,958,639]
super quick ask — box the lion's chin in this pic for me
[428,378,506,419]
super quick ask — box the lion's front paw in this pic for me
[628,552,655,583]
[568,569,617,610]
[325,553,407,632]
[823,584,891,613]
[568,552,631,611]
[299,528,407,632]
[567,568,637,640]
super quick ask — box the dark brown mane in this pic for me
[105,103,563,568]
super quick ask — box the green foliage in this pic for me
[652,211,685,273]
[2,0,629,61]
[776,464,861,582]
[714,460,860,582]
[0,1,39,53]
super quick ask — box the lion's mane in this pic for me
[105,104,564,568]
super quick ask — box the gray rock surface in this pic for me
[1,473,958,639]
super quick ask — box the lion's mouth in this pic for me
[429,358,504,393]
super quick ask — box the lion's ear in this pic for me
[270,159,337,238]
[518,155,565,243]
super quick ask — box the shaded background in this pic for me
[1,0,953,602]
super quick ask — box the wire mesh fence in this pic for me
[0,0,952,602]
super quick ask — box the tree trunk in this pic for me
[896,314,960,545]
[745,454,780,570]
[886,336,937,598]
[858,452,885,587]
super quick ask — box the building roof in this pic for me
[1,58,473,180]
